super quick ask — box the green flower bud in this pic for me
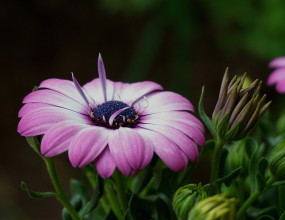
[173,184,207,220]
[269,139,285,179]
[212,68,271,141]
[188,193,238,220]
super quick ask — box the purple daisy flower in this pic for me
[17,54,205,178]
[267,56,285,93]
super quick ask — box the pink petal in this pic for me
[109,128,151,172]
[269,57,285,68]
[17,107,90,136]
[141,111,204,132]
[137,128,188,172]
[137,91,194,115]
[39,78,93,105]
[108,129,132,175]
[72,73,90,106]
[94,147,116,178]
[139,124,199,162]
[267,68,285,86]
[114,81,163,104]
[83,78,115,104]
[18,103,51,118]
[141,114,205,146]
[276,79,285,93]
[68,127,108,167]
[23,90,88,114]
[41,121,88,157]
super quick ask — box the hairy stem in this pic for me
[210,137,225,184]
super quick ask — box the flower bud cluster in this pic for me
[188,193,238,220]
[212,68,271,141]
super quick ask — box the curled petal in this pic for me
[98,54,108,103]
[72,73,90,106]
[109,107,130,127]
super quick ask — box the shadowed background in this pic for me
[1,0,285,219]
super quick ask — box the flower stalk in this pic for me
[236,176,276,219]
[44,157,81,220]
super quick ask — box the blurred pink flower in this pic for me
[17,54,205,178]
[267,57,285,93]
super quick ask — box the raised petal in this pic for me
[139,123,199,162]
[23,90,88,114]
[269,57,285,68]
[267,68,285,86]
[72,73,90,106]
[83,78,115,104]
[137,91,194,114]
[17,107,91,136]
[41,121,88,157]
[94,147,116,178]
[137,128,188,172]
[68,127,108,167]
[114,81,163,105]
[98,54,108,103]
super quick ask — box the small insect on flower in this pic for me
[267,56,285,93]
[17,54,205,178]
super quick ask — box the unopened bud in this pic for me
[188,193,238,220]
[173,184,206,220]
[212,68,271,141]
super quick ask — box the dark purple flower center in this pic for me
[91,100,138,128]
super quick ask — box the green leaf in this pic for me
[256,173,266,192]
[155,194,175,220]
[215,166,242,186]
[247,206,276,218]
[198,86,216,138]
[258,157,268,176]
[225,122,240,140]
[244,137,256,158]
[257,215,275,220]
[158,169,179,197]
[217,112,230,138]
[280,211,285,220]
[21,181,56,199]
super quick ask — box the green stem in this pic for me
[113,170,128,213]
[210,137,225,184]
[44,158,81,220]
[105,179,124,220]
[82,166,97,189]
[237,177,276,219]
